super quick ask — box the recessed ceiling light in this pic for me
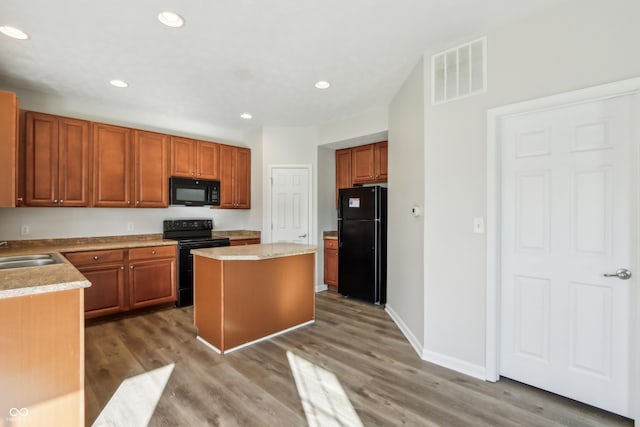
[315,80,331,89]
[240,113,253,120]
[109,79,128,88]
[158,11,185,28]
[0,26,29,40]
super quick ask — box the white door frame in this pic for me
[265,164,313,244]
[485,77,640,421]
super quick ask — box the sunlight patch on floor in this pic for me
[92,363,175,427]
[287,351,363,427]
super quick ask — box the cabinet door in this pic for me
[374,141,388,181]
[25,112,58,206]
[80,263,126,319]
[170,136,196,178]
[335,148,352,207]
[197,141,219,180]
[129,258,176,309]
[351,144,375,184]
[324,247,338,287]
[235,147,251,208]
[92,123,132,207]
[0,91,18,207]
[134,130,169,208]
[219,144,236,208]
[58,118,90,207]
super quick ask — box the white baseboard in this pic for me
[385,304,423,358]
[421,349,486,380]
[316,284,328,292]
[385,304,486,381]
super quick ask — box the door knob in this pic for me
[603,268,632,280]
[298,234,307,238]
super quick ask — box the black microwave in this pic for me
[169,177,220,206]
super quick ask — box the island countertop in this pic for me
[191,242,316,261]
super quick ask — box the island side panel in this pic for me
[0,289,84,426]
[194,256,224,351]
[223,252,315,350]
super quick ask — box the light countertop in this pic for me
[212,230,261,240]
[323,231,337,240]
[192,242,316,261]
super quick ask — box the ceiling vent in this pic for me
[432,36,486,105]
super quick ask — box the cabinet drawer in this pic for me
[65,249,125,266]
[324,239,338,250]
[128,245,176,260]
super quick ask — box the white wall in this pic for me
[260,126,319,283]
[387,59,425,352]
[5,87,244,144]
[317,146,337,288]
[317,107,388,146]
[0,206,251,240]
[422,0,640,373]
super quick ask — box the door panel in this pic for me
[134,130,169,208]
[197,141,219,180]
[92,123,132,207]
[25,112,58,206]
[271,167,310,243]
[500,94,633,416]
[58,117,90,206]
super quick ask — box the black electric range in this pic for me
[163,219,230,307]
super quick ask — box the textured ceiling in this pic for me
[0,0,565,134]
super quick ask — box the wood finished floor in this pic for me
[85,291,632,426]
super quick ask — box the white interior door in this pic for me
[271,167,311,243]
[500,94,634,416]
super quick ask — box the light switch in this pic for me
[473,217,484,234]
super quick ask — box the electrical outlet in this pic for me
[127,222,134,231]
[20,225,30,236]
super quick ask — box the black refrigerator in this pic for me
[338,186,387,305]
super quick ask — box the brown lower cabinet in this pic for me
[65,245,176,319]
[324,238,338,289]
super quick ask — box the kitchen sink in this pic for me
[0,253,63,270]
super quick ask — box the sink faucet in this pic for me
[0,241,8,248]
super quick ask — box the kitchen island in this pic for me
[192,243,316,354]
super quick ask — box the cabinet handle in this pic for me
[191,172,195,176]
[198,172,202,177]
[130,265,134,269]
[60,200,64,205]
[151,250,156,255]
[127,200,131,205]
[53,199,58,203]
[17,197,23,202]
[136,200,140,205]
[93,256,99,260]
[120,266,124,270]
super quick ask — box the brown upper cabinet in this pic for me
[374,141,388,181]
[0,91,18,207]
[93,125,169,208]
[351,141,388,184]
[335,141,387,206]
[133,130,169,208]
[15,107,248,210]
[25,112,91,207]
[170,137,219,180]
[219,144,251,209]
[92,123,132,207]
[335,148,352,206]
